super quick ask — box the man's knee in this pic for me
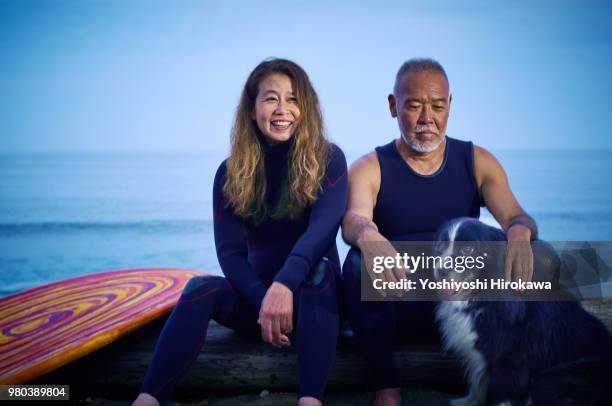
[533,241,561,283]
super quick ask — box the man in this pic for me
[341,58,537,406]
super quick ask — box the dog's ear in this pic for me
[484,224,506,241]
[498,301,527,325]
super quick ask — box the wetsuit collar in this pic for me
[256,129,294,158]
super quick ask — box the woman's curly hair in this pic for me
[223,58,330,220]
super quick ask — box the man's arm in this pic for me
[342,152,382,248]
[474,145,537,283]
[474,146,537,239]
[341,152,405,293]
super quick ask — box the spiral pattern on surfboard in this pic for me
[0,268,201,384]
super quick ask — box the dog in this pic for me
[433,217,612,405]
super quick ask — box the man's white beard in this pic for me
[401,132,445,153]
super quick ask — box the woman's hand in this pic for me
[258,282,293,348]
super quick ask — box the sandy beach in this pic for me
[79,388,456,406]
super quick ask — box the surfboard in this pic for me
[0,268,203,384]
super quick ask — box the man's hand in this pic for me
[505,225,534,290]
[358,227,407,298]
[258,282,293,348]
[473,146,537,290]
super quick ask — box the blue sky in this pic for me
[1,0,611,154]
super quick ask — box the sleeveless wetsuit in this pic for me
[373,136,481,241]
[141,137,348,403]
[342,136,482,390]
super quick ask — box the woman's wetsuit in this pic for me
[140,138,348,402]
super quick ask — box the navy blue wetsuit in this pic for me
[342,137,482,390]
[141,138,348,403]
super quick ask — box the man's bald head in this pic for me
[393,58,448,96]
[388,58,451,154]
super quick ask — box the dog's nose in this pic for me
[460,246,475,256]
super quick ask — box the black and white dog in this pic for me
[434,218,612,406]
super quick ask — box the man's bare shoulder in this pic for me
[348,150,381,195]
[474,144,500,167]
[473,144,506,181]
[349,150,380,176]
[473,144,496,162]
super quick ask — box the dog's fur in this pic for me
[434,218,612,405]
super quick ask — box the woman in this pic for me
[133,59,348,406]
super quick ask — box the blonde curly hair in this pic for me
[223,58,330,220]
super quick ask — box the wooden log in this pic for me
[32,300,611,401]
[582,299,612,329]
[32,318,464,400]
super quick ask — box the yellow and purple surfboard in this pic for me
[0,268,202,384]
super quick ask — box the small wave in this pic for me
[0,220,212,236]
[0,279,49,298]
[532,211,612,222]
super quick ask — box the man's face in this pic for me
[389,70,451,153]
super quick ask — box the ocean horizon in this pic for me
[1,148,611,297]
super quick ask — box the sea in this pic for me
[1,149,611,298]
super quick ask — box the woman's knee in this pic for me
[304,258,338,291]
[181,275,227,300]
[299,260,340,326]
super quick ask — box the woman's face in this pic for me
[252,73,301,145]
